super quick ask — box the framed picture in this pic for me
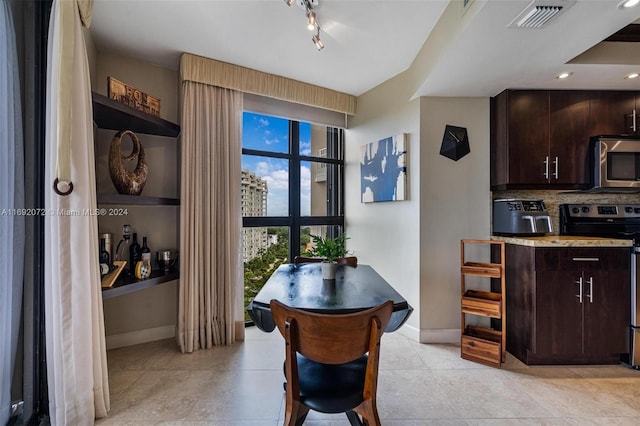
[360,134,407,203]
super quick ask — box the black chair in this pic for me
[270,299,393,426]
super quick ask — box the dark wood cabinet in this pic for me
[491,90,590,190]
[506,245,630,365]
[589,91,637,136]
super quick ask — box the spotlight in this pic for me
[284,0,293,6]
[307,11,316,30]
[556,72,573,79]
[312,29,324,50]
[625,72,640,79]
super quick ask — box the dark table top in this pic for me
[247,263,413,333]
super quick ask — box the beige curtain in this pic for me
[44,0,109,423]
[179,81,243,352]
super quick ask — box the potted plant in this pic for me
[305,233,350,280]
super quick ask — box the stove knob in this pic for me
[626,206,634,213]
[635,208,640,214]
[581,206,590,213]
[572,207,580,214]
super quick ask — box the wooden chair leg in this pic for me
[354,400,381,426]
[283,400,309,426]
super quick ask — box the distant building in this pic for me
[241,169,268,262]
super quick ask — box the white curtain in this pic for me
[0,1,25,424]
[179,81,243,352]
[45,0,110,424]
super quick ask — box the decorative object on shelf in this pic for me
[107,76,161,117]
[108,130,148,195]
[440,125,470,161]
[101,261,126,288]
[305,233,350,280]
[360,133,407,203]
[134,259,151,280]
[156,249,178,273]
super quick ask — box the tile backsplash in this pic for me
[492,190,640,235]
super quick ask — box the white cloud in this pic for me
[300,165,311,191]
[258,118,269,127]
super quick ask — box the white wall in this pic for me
[419,97,491,340]
[346,71,422,338]
[346,71,492,341]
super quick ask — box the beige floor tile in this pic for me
[99,330,640,425]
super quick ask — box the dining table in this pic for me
[247,262,413,333]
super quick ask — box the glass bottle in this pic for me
[99,238,111,276]
[141,236,152,275]
[129,233,141,276]
[115,224,131,273]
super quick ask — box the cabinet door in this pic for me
[535,270,583,357]
[506,91,550,185]
[589,91,636,136]
[583,269,631,357]
[549,91,590,186]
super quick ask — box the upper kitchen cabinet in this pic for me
[491,90,590,190]
[589,91,638,136]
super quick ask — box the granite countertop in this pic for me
[492,235,634,248]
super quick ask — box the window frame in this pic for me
[241,117,345,263]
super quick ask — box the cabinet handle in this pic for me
[572,257,600,262]
[634,109,637,133]
[586,276,593,303]
[552,156,559,179]
[543,156,549,179]
[575,277,583,304]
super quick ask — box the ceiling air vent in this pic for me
[509,1,575,29]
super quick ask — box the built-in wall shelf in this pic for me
[97,193,180,206]
[92,92,180,137]
[102,271,179,300]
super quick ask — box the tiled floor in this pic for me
[97,327,640,425]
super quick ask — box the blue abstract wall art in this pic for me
[360,134,407,203]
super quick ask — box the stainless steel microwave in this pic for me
[593,136,640,190]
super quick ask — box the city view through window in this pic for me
[241,112,344,320]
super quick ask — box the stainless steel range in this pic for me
[560,203,640,368]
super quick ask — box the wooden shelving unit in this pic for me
[92,91,181,300]
[460,239,506,368]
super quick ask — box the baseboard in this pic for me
[419,328,460,344]
[106,325,175,350]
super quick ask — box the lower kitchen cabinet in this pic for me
[506,245,630,365]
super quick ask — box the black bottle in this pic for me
[99,238,111,276]
[141,237,151,262]
[129,233,141,274]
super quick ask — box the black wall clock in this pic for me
[440,125,470,161]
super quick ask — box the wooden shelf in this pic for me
[102,270,179,300]
[461,290,502,318]
[461,262,502,278]
[460,239,506,367]
[462,325,502,368]
[97,193,179,206]
[92,92,180,137]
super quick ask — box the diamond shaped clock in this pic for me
[440,125,470,161]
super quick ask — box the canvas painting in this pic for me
[360,134,407,203]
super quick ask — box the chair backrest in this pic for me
[270,299,393,365]
[292,256,358,267]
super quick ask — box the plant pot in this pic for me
[321,261,338,280]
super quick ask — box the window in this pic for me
[241,112,344,320]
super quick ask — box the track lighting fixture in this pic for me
[312,28,324,50]
[284,0,325,50]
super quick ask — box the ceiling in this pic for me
[90,0,640,99]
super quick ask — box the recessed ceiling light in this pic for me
[620,0,640,8]
[625,72,640,79]
[556,72,573,79]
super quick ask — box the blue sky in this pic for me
[242,112,312,216]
